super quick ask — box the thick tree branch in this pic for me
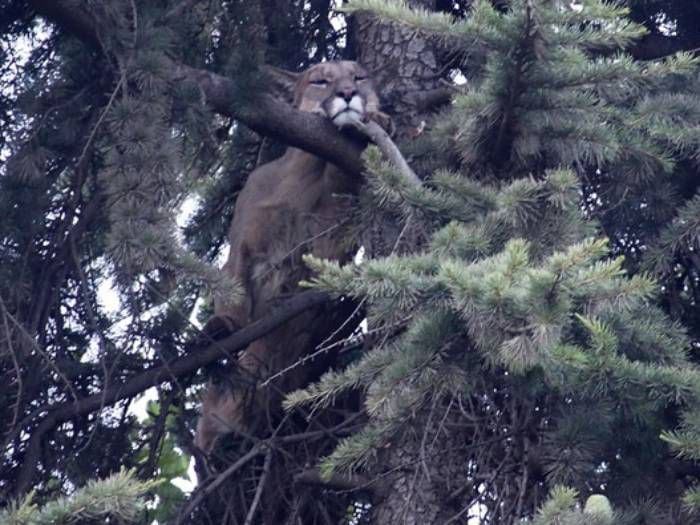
[27,0,366,177]
[28,1,450,179]
[28,0,100,47]
[14,290,330,496]
[407,86,454,112]
[173,63,365,176]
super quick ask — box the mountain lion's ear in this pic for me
[264,66,300,98]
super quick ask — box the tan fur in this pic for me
[195,61,387,453]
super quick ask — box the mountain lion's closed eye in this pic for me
[293,61,389,129]
[195,61,390,453]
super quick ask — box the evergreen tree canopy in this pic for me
[294,0,700,521]
[2,0,700,523]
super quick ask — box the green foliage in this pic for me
[531,487,615,525]
[0,469,158,525]
[532,485,579,524]
[584,494,614,521]
[348,0,696,177]
[93,6,243,303]
[4,0,700,522]
[288,0,700,519]
[134,401,190,523]
[643,194,700,274]
[682,485,700,514]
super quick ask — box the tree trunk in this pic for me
[354,0,444,137]
[370,406,473,524]
[351,4,473,523]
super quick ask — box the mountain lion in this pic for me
[195,61,389,453]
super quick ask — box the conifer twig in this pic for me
[244,448,272,525]
[177,443,264,524]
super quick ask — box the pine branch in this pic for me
[1,469,157,524]
[26,0,367,177]
[13,290,330,497]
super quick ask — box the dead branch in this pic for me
[243,448,273,525]
[177,443,265,524]
[349,120,422,186]
[294,468,374,492]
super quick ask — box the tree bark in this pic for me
[354,0,445,137]
[350,3,474,523]
[370,410,471,524]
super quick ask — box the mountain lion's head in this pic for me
[275,60,387,130]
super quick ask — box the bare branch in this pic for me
[294,468,374,492]
[14,290,330,496]
[349,120,422,185]
[244,448,273,525]
[177,443,265,524]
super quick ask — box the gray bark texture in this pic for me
[370,406,473,524]
[355,0,444,137]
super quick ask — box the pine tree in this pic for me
[284,0,700,522]
[3,0,700,523]
[0,469,156,525]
